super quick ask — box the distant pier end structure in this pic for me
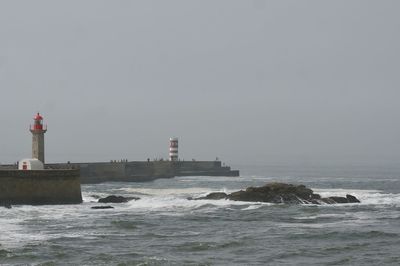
[30,113,47,164]
[169,137,178,161]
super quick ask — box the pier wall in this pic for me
[0,169,82,205]
[46,161,239,183]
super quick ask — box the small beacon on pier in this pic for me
[30,113,47,164]
[169,137,178,161]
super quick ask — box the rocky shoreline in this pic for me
[193,182,360,204]
[90,183,361,208]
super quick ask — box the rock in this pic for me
[91,206,114,209]
[195,192,228,200]
[194,183,361,205]
[320,197,337,204]
[321,194,361,204]
[98,195,140,203]
[323,197,349,204]
[346,194,360,203]
[227,183,316,204]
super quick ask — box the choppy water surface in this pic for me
[1,165,400,265]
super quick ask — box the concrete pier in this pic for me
[46,161,239,184]
[0,169,82,205]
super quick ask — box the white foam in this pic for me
[82,194,101,203]
[116,187,232,196]
[294,212,370,221]
[312,188,400,206]
[122,195,257,213]
[111,186,275,213]
[0,215,54,249]
[176,176,244,182]
[241,205,266,210]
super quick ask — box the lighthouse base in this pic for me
[0,169,82,205]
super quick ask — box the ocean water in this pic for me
[1,164,400,265]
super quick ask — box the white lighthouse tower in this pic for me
[30,113,47,164]
[169,137,178,161]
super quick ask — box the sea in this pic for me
[1,163,400,265]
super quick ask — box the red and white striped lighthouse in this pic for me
[169,137,178,161]
[30,113,47,163]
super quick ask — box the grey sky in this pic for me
[0,1,399,165]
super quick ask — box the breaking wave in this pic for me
[313,188,400,206]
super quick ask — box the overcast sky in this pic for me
[0,1,399,165]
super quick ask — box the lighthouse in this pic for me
[169,137,178,161]
[30,113,47,164]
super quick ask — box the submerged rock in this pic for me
[321,194,361,204]
[195,192,228,200]
[194,183,360,205]
[98,195,140,203]
[91,206,114,209]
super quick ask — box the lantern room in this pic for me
[30,113,47,132]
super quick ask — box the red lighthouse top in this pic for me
[34,113,43,121]
[30,113,47,132]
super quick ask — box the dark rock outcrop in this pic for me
[194,183,360,205]
[91,205,114,209]
[196,192,228,200]
[98,195,140,203]
[323,197,349,204]
[226,183,320,204]
[346,194,361,203]
[321,194,361,204]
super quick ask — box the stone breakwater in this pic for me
[0,169,82,205]
[194,182,361,204]
[46,161,239,184]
